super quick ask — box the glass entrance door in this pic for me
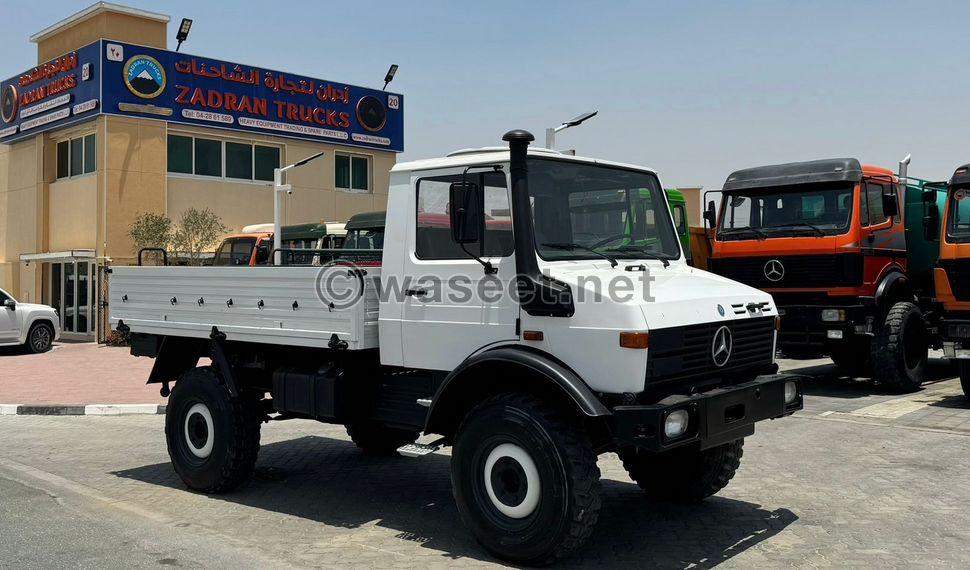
[47,261,95,338]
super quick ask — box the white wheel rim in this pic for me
[483,443,541,519]
[184,403,214,459]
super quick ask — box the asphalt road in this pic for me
[1,355,969,568]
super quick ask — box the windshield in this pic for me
[717,182,854,240]
[212,238,256,266]
[528,158,681,261]
[947,187,970,243]
[343,229,384,250]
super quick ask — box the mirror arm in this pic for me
[459,242,497,275]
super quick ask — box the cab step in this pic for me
[397,437,446,458]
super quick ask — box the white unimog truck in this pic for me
[111,130,803,565]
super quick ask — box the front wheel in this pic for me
[873,301,927,393]
[451,394,601,566]
[25,322,54,354]
[618,439,744,503]
[959,361,970,401]
[165,367,262,493]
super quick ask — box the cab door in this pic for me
[399,169,518,371]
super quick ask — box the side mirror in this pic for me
[3,299,15,309]
[882,188,899,218]
[924,203,940,242]
[703,200,717,229]
[449,182,482,244]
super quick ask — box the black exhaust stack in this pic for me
[503,129,574,317]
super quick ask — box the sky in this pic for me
[2,0,969,190]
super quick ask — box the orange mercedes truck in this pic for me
[930,164,970,398]
[705,157,939,392]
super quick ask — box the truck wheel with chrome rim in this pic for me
[959,361,970,401]
[165,367,262,493]
[26,322,54,354]
[451,393,601,565]
[618,439,744,503]
[873,301,926,393]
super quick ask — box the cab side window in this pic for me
[861,181,889,226]
[415,171,513,260]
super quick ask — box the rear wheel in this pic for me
[959,361,970,401]
[873,301,927,393]
[165,367,262,493]
[618,439,744,504]
[345,422,419,456]
[451,394,601,566]
[25,322,54,354]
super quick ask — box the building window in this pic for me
[335,153,370,192]
[56,134,96,180]
[167,134,280,182]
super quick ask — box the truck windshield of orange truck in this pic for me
[947,189,970,243]
[717,182,855,240]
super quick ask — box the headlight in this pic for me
[821,309,845,322]
[784,381,799,404]
[664,409,690,439]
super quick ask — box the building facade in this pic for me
[0,3,402,340]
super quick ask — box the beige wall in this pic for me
[0,135,44,301]
[36,12,166,62]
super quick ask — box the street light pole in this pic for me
[544,111,598,150]
[272,151,326,265]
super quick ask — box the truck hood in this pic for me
[544,261,775,330]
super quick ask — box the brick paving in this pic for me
[1,358,970,567]
[0,342,163,405]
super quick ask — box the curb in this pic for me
[0,404,166,416]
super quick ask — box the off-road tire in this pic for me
[873,301,927,393]
[618,439,744,504]
[959,361,970,401]
[451,393,601,566]
[345,422,419,456]
[25,322,54,354]
[165,367,262,493]
[830,338,872,378]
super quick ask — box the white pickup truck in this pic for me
[110,130,802,565]
[0,287,59,353]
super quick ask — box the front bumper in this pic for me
[611,374,804,452]
[776,304,872,347]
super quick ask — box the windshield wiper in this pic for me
[765,222,825,236]
[603,245,671,268]
[718,227,767,240]
[541,242,617,268]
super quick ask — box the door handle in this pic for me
[405,288,428,297]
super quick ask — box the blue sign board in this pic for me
[1,40,404,153]
[0,42,102,144]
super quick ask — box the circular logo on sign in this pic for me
[356,95,387,132]
[0,85,17,124]
[123,55,166,99]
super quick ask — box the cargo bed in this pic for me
[109,266,379,350]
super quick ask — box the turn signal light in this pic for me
[619,331,649,349]
[774,316,782,331]
[522,330,544,341]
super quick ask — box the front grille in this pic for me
[940,260,970,302]
[647,317,775,385]
[708,254,863,289]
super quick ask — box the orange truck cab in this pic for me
[211,232,273,266]
[932,164,970,398]
[705,158,935,392]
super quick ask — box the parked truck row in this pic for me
[111,131,804,564]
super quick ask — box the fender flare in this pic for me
[423,345,611,436]
[874,269,912,310]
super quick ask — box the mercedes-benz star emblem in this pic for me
[764,259,785,282]
[711,325,733,367]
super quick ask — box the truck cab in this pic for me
[931,164,970,397]
[664,188,692,263]
[212,222,347,267]
[110,131,803,564]
[706,158,932,391]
